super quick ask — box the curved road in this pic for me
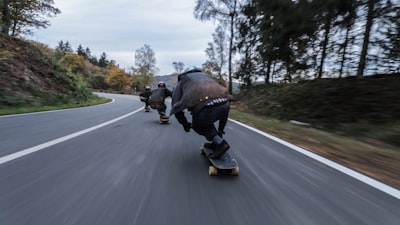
[1,93,399,225]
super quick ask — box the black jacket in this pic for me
[148,87,172,104]
[170,69,228,116]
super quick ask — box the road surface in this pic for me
[1,93,399,225]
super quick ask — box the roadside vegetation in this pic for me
[230,76,400,189]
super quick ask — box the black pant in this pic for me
[191,102,230,141]
[150,102,166,114]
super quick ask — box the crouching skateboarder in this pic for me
[170,68,231,159]
[149,81,172,123]
[139,86,152,112]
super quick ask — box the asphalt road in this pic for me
[1,93,399,225]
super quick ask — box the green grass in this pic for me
[229,107,400,189]
[0,97,111,115]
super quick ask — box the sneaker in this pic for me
[209,140,230,159]
[160,115,169,119]
[203,142,216,150]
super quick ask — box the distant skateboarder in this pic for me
[170,68,231,159]
[149,81,172,121]
[139,86,152,112]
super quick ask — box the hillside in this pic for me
[233,75,400,146]
[0,34,92,108]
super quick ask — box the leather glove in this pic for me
[183,122,191,132]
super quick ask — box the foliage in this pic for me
[0,0,60,36]
[203,25,227,78]
[172,61,185,74]
[97,52,109,68]
[194,0,240,94]
[87,73,109,90]
[0,34,101,108]
[58,54,86,74]
[105,61,131,91]
[132,44,158,85]
[198,0,399,85]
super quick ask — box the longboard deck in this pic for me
[159,119,170,124]
[200,146,239,176]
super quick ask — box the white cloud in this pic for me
[32,0,216,75]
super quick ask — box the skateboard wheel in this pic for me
[232,167,240,176]
[209,166,218,176]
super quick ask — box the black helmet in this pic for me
[157,81,166,88]
[145,86,151,91]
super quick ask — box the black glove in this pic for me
[183,122,191,132]
[217,130,225,137]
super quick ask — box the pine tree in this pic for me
[98,52,109,68]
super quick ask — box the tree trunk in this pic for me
[227,0,237,95]
[339,26,350,78]
[1,0,10,34]
[318,11,332,79]
[357,0,376,78]
[228,13,234,94]
[265,58,272,84]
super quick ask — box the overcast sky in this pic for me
[32,0,216,75]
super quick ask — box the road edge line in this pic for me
[229,118,400,200]
[0,107,143,165]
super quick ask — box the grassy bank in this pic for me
[229,107,400,189]
[0,96,111,116]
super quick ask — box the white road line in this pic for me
[229,119,400,200]
[0,107,143,165]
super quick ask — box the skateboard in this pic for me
[200,145,239,176]
[159,116,170,124]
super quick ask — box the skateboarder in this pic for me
[139,86,152,111]
[170,68,231,159]
[149,81,172,120]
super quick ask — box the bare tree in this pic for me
[204,25,227,78]
[172,61,185,74]
[194,0,240,94]
[133,44,158,85]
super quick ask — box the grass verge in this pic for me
[229,107,400,189]
[0,97,111,116]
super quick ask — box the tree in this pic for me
[76,45,87,58]
[335,0,357,78]
[105,61,131,91]
[98,52,109,68]
[311,0,354,78]
[357,0,378,77]
[1,0,60,36]
[236,0,262,85]
[256,0,316,82]
[1,0,11,34]
[55,40,74,59]
[203,42,221,77]
[58,54,86,74]
[194,0,241,94]
[172,61,185,74]
[376,0,400,73]
[133,44,158,85]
